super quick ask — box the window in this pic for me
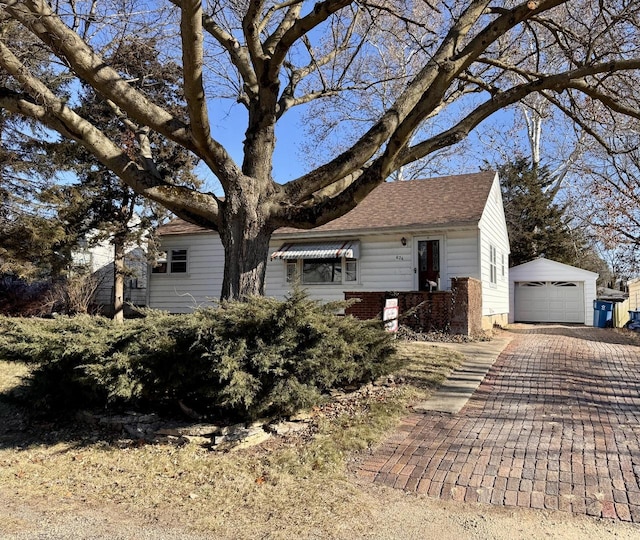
[286,258,357,284]
[128,278,145,289]
[489,245,497,284]
[303,258,342,283]
[152,249,188,274]
[501,253,505,278]
[344,259,357,282]
[286,260,298,283]
[170,249,188,273]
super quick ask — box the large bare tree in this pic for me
[1,0,640,299]
[573,131,640,276]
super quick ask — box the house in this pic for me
[509,258,598,325]
[149,171,510,333]
[628,278,640,311]
[73,238,148,316]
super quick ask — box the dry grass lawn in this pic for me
[0,341,462,538]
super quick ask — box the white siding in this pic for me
[265,230,480,302]
[148,202,503,313]
[149,228,486,312]
[73,232,150,312]
[148,234,224,312]
[92,247,148,308]
[629,279,640,311]
[584,279,597,326]
[478,174,510,317]
[446,231,480,282]
[265,234,414,302]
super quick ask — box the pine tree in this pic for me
[499,159,579,267]
[47,39,199,322]
[0,26,79,281]
[0,118,74,280]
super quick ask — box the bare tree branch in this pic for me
[1,0,191,145]
[180,0,231,182]
[262,1,304,54]
[399,59,640,168]
[5,0,243,186]
[567,79,640,122]
[0,35,221,229]
[541,91,630,153]
[379,1,571,175]
[276,11,362,118]
[270,0,353,78]
[283,0,521,203]
[200,11,257,99]
[243,0,268,76]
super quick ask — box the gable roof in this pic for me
[155,218,211,236]
[156,171,497,237]
[510,258,599,280]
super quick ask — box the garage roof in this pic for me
[510,258,598,281]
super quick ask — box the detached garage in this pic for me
[509,258,599,325]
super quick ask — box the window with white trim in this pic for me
[152,249,188,274]
[489,245,497,284]
[286,260,298,283]
[286,258,358,284]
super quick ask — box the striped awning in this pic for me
[271,240,360,260]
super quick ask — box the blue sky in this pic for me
[201,99,525,196]
[202,103,309,194]
[192,74,582,207]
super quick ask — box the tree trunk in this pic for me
[218,183,275,300]
[113,238,125,323]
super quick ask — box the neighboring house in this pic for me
[149,171,510,332]
[73,239,148,314]
[628,278,640,311]
[597,286,627,303]
[509,258,598,325]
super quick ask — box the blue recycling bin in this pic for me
[593,300,613,328]
[628,311,640,330]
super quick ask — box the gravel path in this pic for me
[2,483,640,539]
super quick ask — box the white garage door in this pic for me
[515,281,585,323]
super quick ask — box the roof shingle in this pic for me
[156,171,496,237]
[155,219,210,236]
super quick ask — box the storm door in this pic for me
[416,239,440,291]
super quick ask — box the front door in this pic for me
[416,239,440,291]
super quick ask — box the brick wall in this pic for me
[345,277,483,336]
[450,277,482,335]
[396,291,453,333]
[344,291,386,320]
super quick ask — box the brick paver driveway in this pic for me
[357,325,640,522]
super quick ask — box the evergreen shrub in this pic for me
[0,291,398,420]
